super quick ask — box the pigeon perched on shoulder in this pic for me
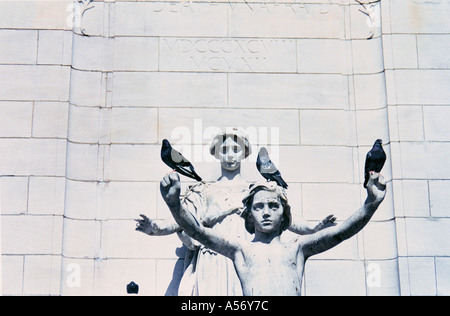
[364,139,386,188]
[256,147,288,189]
[161,139,202,182]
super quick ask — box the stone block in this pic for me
[405,218,450,256]
[407,257,437,296]
[103,181,158,220]
[1,176,28,215]
[111,107,158,144]
[1,215,63,255]
[390,0,450,34]
[72,35,108,71]
[67,105,100,144]
[304,260,366,295]
[400,142,450,179]
[429,180,450,218]
[60,258,95,295]
[362,220,398,260]
[300,110,356,146]
[390,34,418,69]
[158,108,300,146]
[355,108,390,146]
[302,183,362,221]
[398,180,430,218]
[66,142,99,181]
[93,258,157,296]
[418,35,450,69]
[64,180,98,220]
[228,3,344,38]
[0,0,71,30]
[353,73,387,109]
[23,255,61,295]
[37,30,72,65]
[103,219,183,259]
[279,145,354,183]
[69,69,104,107]
[62,218,101,258]
[160,37,297,73]
[0,30,37,64]
[297,39,351,74]
[397,106,424,141]
[229,73,349,109]
[436,257,450,296]
[0,102,33,138]
[28,176,65,215]
[1,255,24,295]
[351,38,384,74]
[109,144,166,181]
[114,2,227,37]
[114,37,159,71]
[112,72,227,108]
[32,102,69,139]
[365,259,401,296]
[423,106,450,141]
[394,70,450,105]
[0,65,70,102]
[0,139,66,177]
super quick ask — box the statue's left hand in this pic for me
[160,173,182,209]
[365,172,387,206]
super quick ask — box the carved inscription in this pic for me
[160,38,297,72]
[149,0,333,15]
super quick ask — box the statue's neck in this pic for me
[219,167,242,181]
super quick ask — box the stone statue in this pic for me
[136,129,336,295]
[160,170,386,296]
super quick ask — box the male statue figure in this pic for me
[160,171,386,296]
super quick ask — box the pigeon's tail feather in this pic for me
[175,166,203,182]
[191,170,202,182]
[273,175,288,189]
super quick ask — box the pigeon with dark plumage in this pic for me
[257,147,288,189]
[161,139,202,182]
[364,139,386,188]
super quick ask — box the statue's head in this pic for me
[241,182,291,235]
[209,128,252,171]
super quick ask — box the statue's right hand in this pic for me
[135,214,158,235]
[160,172,182,209]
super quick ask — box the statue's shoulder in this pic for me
[183,181,210,196]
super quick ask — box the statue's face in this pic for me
[219,137,245,171]
[250,190,284,234]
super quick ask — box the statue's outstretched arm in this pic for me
[135,215,180,236]
[160,172,243,260]
[289,215,337,235]
[300,172,386,259]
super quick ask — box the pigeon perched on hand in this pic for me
[256,147,288,189]
[161,139,202,182]
[364,139,386,188]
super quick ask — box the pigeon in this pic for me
[161,139,202,182]
[126,281,139,294]
[364,139,387,188]
[256,147,288,189]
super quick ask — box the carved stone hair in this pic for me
[241,182,292,235]
[209,128,252,159]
